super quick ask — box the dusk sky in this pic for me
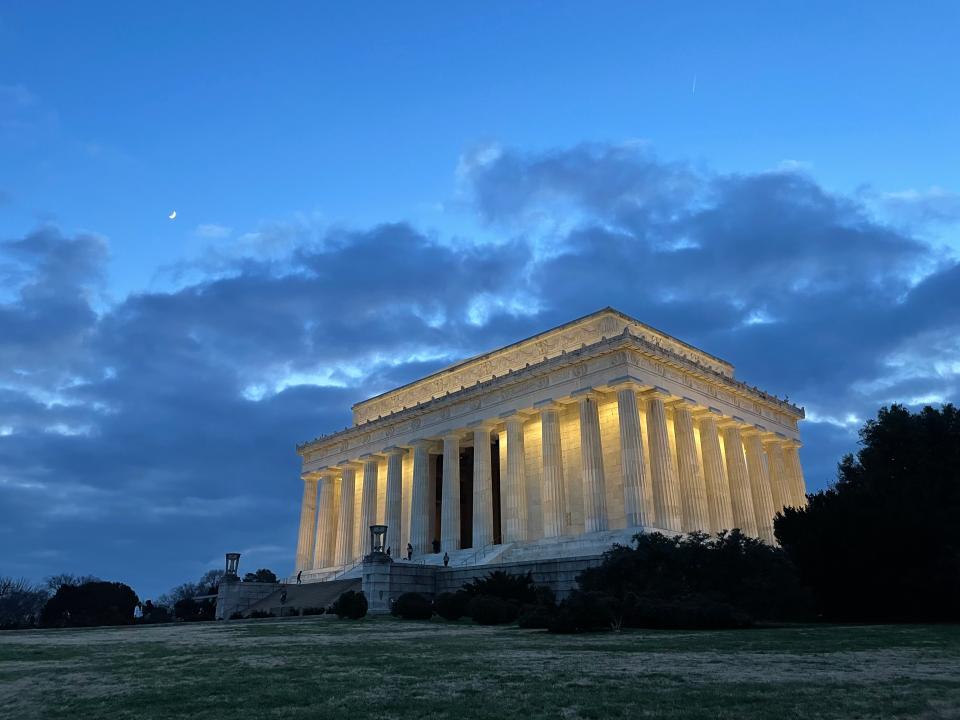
[2,2,959,600]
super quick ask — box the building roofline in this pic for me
[351,306,733,412]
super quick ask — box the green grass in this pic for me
[1,618,959,719]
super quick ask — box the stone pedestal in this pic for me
[361,553,394,615]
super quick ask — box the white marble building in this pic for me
[293,308,806,582]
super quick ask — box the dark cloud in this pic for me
[1,143,957,599]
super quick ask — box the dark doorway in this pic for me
[460,447,474,549]
[433,454,442,552]
[491,436,502,545]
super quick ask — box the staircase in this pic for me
[496,526,652,563]
[242,578,361,617]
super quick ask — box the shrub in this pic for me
[301,606,325,616]
[435,591,470,621]
[138,600,172,624]
[577,530,813,623]
[40,581,139,628]
[622,596,752,630]
[392,592,433,620]
[463,571,538,604]
[331,590,368,620]
[172,597,215,622]
[467,595,519,625]
[229,611,244,620]
[518,604,557,629]
[548,591,618,634]
[247,610,275,619]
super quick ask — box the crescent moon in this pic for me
[168,211,177,220]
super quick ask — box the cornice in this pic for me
[297,327,805,459]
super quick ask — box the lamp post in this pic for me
[370,524,388,555]
[224,552,241,578]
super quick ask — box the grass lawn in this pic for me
[1,618,959,719]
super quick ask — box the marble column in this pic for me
[783,441,807,508]
[313,471,338,568]
[408,440,432,554]
[614,384,652,528]
[695,413,734,532]
[502,413,529,542]
[384,447,404,556]
[721,422,758,537]
[472,423,495,549]
[644,391,682,532]
[359,455,379,556]
[672,403,710,532]
[577,391,608,533]
[538,401,567,538]
[295,473,318,572]
[763,438,791,514]
[743,430,776,543]
[441,433,461,551]
[335,462,357,565]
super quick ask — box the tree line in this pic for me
[0,567,279,630]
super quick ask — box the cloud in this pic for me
[0,141,957,600]
[878,187,960,227]
[195,223,232,240]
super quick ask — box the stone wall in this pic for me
[215,579,282,620]
[361,555,603,614]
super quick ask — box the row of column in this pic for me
[295,385,806,571]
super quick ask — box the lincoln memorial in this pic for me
[292,308,806,583]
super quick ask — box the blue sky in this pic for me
[2,2,959,600]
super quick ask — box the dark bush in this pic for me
[463,571,538,604]
[467,595,519,625]
[435,591,470,621]
[173,597,215,622]
[392,592,433,620]
[247,610,275,619]
[578,530,813,623]
[138,600,172,624]
[622,596,752,630]
[40,581,139,628]
[548,591,619,634]
[229,611,244,620]
[518,603,557,629]
[301,606,325,616]
[331,590,368,620]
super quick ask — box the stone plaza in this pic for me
[287,308,806,604]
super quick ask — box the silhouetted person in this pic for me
[406,542,413,560]
[296,570,302,585]
[386,546,391,557]
[432,538,441,554]
[280,589,288,605]
[443,552,450,567]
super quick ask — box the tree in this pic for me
[243,568,278,584]
[776,403,960,621]
[0,577,48,630]
[157,568,227,609]
[45,574,100,593]
[40,581,139,628]
[197,569,224,595]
